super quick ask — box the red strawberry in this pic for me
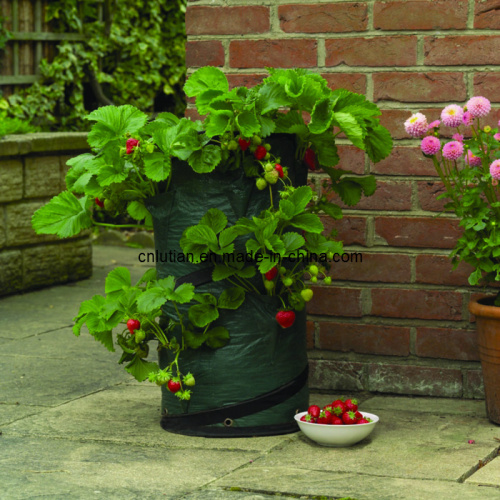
[354,410,363,421]
[331,416,343,425]
[265,267,278,280]
[126,318,141,334]
[167,379,181,393]
[345,398,358,412]
[323,404,334,413]
[357,418,370,425]
[317,410,332,425]
[95,197,105,208]
[331,401,346,416]
[300,414,316,423]
[126,138,140,155]
[238,137,251,151]
[304,148,316,170]
[307,405,321,418]
[276,310,295,329]
[342,410,358,425]
[254,145,267,160]
[275,164,284,178]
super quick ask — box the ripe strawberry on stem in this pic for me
[126,138,140,155]
[276,310,295,329]
[238,137,251,151]
[167,379,181,393]
[275,164,284,178]
[254,145,267,160]
[308,405,321,418]
[95,197,105,208]
[265,267,278,280]
[127,318,140,334]
[304,148,316,170]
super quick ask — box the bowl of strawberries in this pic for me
[294,398,379,447]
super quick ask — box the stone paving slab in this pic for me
[0,435,256,500]
[466,454,500,487]
[210,466,497,500]
[0,403,47,426]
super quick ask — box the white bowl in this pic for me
[294,411,379,447]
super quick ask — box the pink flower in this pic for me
[404,113,428,138]
[452,133,464,143]
[126,138,140,155]
[490,159,500,179]
[442,141,464,160]
[466,96,491,118]
[427,120,441,130]
[441,104,464,127]
[462,111,474,126]
[466,150,482,167]
[420,136,441,155]
[494,132,500,141]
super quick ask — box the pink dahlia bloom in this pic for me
[404,113,428,138]
[420,136,441,155]
[466,150,482,167]
[466,96,491,118]
[442,141,464,160]
[462,111,474,126]
[427,120,441,130]
[441,104,464,127]
[494,132,500,141]
[490,159,500,180]
[452,133,464,143]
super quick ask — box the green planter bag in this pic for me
[146,134,310,436]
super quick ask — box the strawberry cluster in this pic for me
[301,398,372,425]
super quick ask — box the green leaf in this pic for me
[288,186,313,215]
[332,112,365,149]
[127,201,149,221]
[153,126,177,155]
[125,356,159,382]
[364,121,393,163]
[188,303,219,328]
[96,161,128,186]
[136,287,167,313]
[184,225,218,249]
[219,227,239,248]
[188,145,222,174]
[212,264,237,282]
[65,153,95,191]
[309,132,339,167]
[264,234,285,255]
[196,89,226,115]
[168,283,195,304]
[279,199,296,220]
[258,82,291,114]
[143,152,172,181]
[204,110,233,137]
[236,110,261,137]
[218,288,245,310]
[309,97,336,134]
[32,192,92,238]
[86,105,148,148]
[105,267,131,298]
[92,330,115,352]
[184,329,207,349]
[184,67,229,98]
[282,232,305,253]
[317,201,343,219]
[335,180,363,206]
[274,110,304,133]
[205,326,230,349]
[289,213,324,233]
[200,208,227,234]
[193,293,217,306]
[259,116,276,137]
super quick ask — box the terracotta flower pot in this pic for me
[469,297,500,424]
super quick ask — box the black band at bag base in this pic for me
[160,364,309,437]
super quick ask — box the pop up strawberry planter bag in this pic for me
[32,67,392,436]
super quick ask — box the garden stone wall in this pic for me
[184,0,498,400]
[0,133,92,296]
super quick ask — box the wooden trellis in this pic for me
[0,0,105,95]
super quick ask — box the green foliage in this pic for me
[3,0,186,130]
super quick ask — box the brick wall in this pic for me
[0,133,92,296]
[184,0,500,399]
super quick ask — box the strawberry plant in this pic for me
[31,66,392,406]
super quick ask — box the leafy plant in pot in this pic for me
[405,98,500,424]
[33,67,392,436]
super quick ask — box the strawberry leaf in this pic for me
[125,356,159,382]
[127,201,150,221]
[289,213,324,233]
[218,288,245,310]
[235,110,261,137]
[143,152,172,181]
[188,303,219,328]
[184,66,229,98]
[205,326,230,349]
[105,267,131,299]
[188,144,221,173]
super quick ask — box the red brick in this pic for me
[416,327,479,361]
[319,322,411,356]
[374,0,467,30]
[375,216,461,249]
[415,254,474,286]
[226,73,266,90]
[424,36,500,66]
[278,3,367,33]
[475,0,500,29]
[322,215,367,246]
[371,146,438,176]
[370,288,463,320]
[474,74,500,104]
[328,252,411,283]
[324,144,365,175]
[307,286,363,317]
[328,180,412,211]
[373,72,466,103]
[306,320,315,350]
[417,180,447,212]
[321,73,367,94]
[186,6,270,35]
[184,107,204,122]
[308,359,365,391]
[229,40,317,69]
[186,41,224,68]
[368,364,463,397]
[325,36,417,67]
